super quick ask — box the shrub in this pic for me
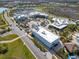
[0,44,8,54]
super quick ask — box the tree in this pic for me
[60,36,67,43]
[67,24,77,32]
[77,26,79,31]
[60,28,69,38]
[0,44,8,54]
[60,28,71,43]
[76,21,79,26]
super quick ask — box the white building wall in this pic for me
[32,31,52,48]
[32,31,62,50]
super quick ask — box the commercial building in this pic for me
[14,14,28,22]
[29,12,48,19]
[32,25,63,51]
[51,17,69,30]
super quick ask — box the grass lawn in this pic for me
[0,34,18,41]
[0,35,35,59]
[0,14,6,25]
[0,14,8,29]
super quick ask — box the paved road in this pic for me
[4,11,47,59]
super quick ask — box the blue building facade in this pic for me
[32,26,63,51]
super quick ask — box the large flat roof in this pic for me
[33,26,59,43]
[51,23,67,29]
[51,17,68,29]
[29,11,48,16]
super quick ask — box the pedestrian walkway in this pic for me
[0,33,27,44]
[0,31,14,37]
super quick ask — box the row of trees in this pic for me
[60,23,79,43]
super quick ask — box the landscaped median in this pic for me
[0,34,36,59]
